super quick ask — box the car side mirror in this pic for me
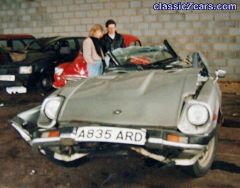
[215,69,226,78]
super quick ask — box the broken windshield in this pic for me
[111,46,176,66]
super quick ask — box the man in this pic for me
[101,19,125,55]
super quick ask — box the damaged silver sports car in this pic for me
[10,41,226,177]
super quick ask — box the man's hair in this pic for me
[105,19,116,27]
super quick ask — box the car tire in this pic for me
[39,147,88,168]
[182,134,217,177]
[40,75,53,92]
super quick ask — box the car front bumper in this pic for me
[10,115,217,166]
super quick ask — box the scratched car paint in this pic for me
[10,41,225,177]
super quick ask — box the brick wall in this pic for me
[0,0,239,80]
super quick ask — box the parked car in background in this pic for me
[53,34,141,88]
[121,33,141,46]
[0,34,35,51]
[23,36,85,90]
[0,36,85,92]
[0,46,30,93]
[10,40,225,177]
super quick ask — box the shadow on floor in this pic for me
[211,160,240,173]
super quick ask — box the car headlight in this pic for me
[19,66,32,74]
[187,104,209,126]
[55,67,64,76]
[43,97,63,120]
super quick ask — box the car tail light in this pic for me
[19,66,32,74]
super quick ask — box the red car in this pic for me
[53,34,141,88]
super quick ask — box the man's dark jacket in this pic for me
[101,32,125,55]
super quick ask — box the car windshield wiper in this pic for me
[143,57,179,69]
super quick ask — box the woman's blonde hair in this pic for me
[88,24,104,37]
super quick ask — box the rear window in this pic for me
[0,40,7,48]
[22,38,35,46]
[12,40,25,51]
[0,38,35,51]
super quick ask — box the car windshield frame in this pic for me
[109,40,179,68]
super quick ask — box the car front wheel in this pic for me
[182,134,217,177]
[39,147,88,167]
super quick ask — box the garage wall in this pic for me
[0,0,239,80]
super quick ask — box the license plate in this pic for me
[76,126,146,145]
[0,75,15,81]
[6,86,27,94]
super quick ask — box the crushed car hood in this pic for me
[58,69,199,128]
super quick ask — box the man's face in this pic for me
[107,24,116,35]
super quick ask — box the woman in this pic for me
[83,24,104,78]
